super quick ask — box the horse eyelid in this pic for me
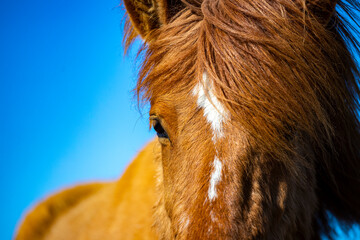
[150,117,170,139]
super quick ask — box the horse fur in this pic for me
[15,0,360,239]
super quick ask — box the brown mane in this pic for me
[125,0,360,238]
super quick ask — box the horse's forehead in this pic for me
[191,73,230,202]
[150,73,230,136]
[192,73,229,141]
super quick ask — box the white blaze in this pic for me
[192,73,228,202]
[192,73,228,141]
[208,157,222,201]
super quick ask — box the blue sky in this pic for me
[0,1,359,239]
[0,1,153,238]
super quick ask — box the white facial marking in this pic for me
[179,215,190,231]
[210,210,217,222]
[192,73,228,141]
[184,218,190,229]
[208,157,222,201]
[193,73,228,204]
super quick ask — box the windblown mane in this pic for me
[124,0,360,238]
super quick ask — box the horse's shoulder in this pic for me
[109,139,159,239]
[15,140,159,240]
[15,182,106,240]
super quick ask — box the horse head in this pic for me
[124,0,360,239]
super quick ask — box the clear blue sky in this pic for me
[0,1,358,239]
[0,1,153,238]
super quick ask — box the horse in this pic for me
[15,0,360,239]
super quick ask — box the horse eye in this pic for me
[153,121,169,139]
